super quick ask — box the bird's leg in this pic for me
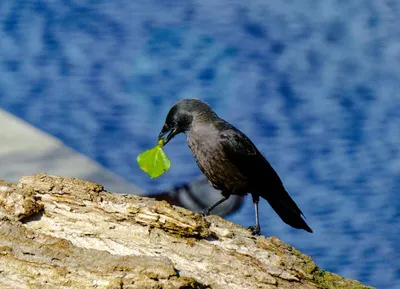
[200,195,230,216]
[248,194,261,236]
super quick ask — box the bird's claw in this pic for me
[248,225,261,236]
[200,210,210,216]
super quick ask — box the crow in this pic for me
[158,99,312,235]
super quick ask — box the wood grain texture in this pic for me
[0,174,373,289]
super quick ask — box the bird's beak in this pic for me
[158,125,179,145]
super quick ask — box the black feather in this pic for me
[159,99,313,234]
[217,120,312,233]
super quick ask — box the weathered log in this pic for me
[0,174,373,289]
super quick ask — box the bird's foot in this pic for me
[200,209,210,216]
[248,225,261,236]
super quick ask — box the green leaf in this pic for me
[137,140,171,179]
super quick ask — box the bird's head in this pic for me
[158,99,216,145]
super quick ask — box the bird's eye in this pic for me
[178,114,193,128]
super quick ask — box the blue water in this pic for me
[1,2,399,288]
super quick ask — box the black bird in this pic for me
[158,99,312,235]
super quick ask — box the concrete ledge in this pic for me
[0,109,143,195]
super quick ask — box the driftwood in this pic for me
[0,174,373,289]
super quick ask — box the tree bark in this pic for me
[0,174,373,289]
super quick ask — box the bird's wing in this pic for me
[219,125,306,219]
[219,126,283,188]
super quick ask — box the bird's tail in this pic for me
[265,190,313,233]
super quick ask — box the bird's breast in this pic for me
[186,129,249,195]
